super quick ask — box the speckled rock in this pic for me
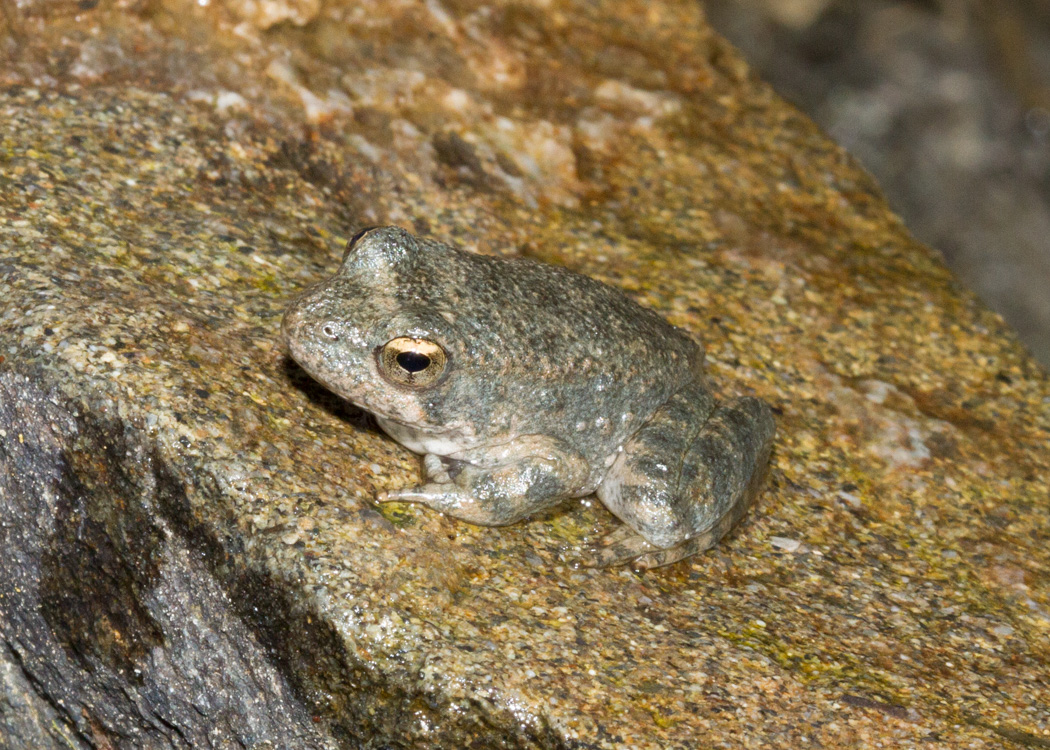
[0,373,340,749]
[0,1,1048,748]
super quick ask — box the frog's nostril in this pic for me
[321,323,338,340]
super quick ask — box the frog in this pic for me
[281,226,775,569]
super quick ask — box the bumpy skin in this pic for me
[281,227,775,569]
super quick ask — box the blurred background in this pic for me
[705,0,1050,367]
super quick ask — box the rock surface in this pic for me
[706,0,1050,368]
[1,1,1048,748]
[0,373,339,749]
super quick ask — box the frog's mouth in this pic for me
[363,407,467,438]
[372,414,477,458]
[345,396,465,439]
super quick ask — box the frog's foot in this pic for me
[632,535,719,570]
[585,525,718,570]
[377,480,551,526]
[585,524,657,567]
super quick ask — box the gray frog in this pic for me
[282,227,775,569]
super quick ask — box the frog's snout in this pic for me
[280,299,305,354]
[280,295,326,364]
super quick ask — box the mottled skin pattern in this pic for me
[281,227,775,568]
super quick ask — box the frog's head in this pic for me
[281,226,467,431]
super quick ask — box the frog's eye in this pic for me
[377,337,448,388]
[342,226,383,261]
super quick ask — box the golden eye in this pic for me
[377,337,448,388]
[342,226,382,261]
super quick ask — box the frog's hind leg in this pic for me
[594,390,775,569]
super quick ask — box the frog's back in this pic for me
[404,236,704,387]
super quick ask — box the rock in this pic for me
[0,1,1048,748]
[0,374,339,749]
[705,0,1050,365]
[228,0,321,30]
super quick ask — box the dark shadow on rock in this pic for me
[281,354,376,433]
[0,371,341,749]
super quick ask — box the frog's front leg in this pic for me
[423,453,452,484]
[593,386,775,569]
[378,436,590,526]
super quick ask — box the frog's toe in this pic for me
[423,454,453,483]
[376,486,429,503]
[584,525,657,568]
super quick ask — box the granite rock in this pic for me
[0,1,1048,748]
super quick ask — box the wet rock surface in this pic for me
[0,2,1048,748]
